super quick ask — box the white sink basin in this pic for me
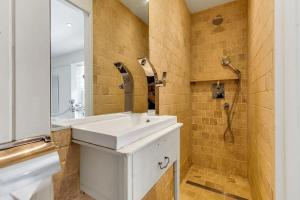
[71,113,177,150]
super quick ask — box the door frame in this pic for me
[275,0,300,199]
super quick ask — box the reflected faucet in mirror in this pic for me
[114,62,134,112]
[138,57,167,87]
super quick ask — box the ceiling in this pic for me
[120,0,149,24]
[121,0,236,24]
[51,0,84,57]
[50,0,236,57]
[186,0,236,13]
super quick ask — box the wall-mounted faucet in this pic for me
[138,57,167,87]
[114,62,133,112]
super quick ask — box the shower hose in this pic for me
[224,78,241,143]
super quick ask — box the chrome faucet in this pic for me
[114,62,133,112]
[138,57,167,111]
[138,57,167,87]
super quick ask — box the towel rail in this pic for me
[0,135,51,151]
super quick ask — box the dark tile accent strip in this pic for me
[186,180,248,200]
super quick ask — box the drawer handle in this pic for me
[158,156,170,170]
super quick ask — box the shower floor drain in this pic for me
[186,180,248,200]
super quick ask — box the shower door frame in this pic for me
[275,0,300,199]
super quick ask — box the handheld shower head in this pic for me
[221,57,231,66]
[221,57,241,77]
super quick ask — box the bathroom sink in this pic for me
[71,113,177,150]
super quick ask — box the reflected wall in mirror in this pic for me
[51,0,88,121]
[93,0,150,114]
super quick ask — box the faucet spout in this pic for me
[114,62,134,112]
[138,57,167,87]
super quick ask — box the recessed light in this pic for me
[66,23,72,28]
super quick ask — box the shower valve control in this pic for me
[212,82,225,99]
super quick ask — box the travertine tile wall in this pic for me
[191,0,248,177]
[248,0,275,199]
[51,129,81,200]
[93,0,149,114]
[149,0,192,180]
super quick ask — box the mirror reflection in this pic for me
[93,0,150,115]
[51,0,151,125]
[51,0,86,121]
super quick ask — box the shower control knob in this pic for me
[224,103,230,110]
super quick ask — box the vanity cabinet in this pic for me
[0,0,50,143]
[75,124,181,200]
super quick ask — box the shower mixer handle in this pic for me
[155,71,167,87]
[138,57,168,87]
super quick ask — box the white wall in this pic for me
[0,0,13,143]
[275,0,300,199]
[66,0,93,116]
[51,50,84,120]
[15,0,51,140]
[52,49,84,67]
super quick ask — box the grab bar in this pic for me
[0,135,51,151]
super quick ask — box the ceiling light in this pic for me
[66,23,72,28]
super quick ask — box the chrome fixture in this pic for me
[114,62,133,112]
[221,56,241,79]
[221,56,241,144]
[0,135,52,150]
[212,81,225,99]
[51,99,85,117]
[212,15,224,26]
[138,57,167,87]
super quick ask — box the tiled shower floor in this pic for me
[181,165,252,200]
[78,164,252,200]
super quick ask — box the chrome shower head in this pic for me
[212,15,224,26]
[221,56,241,77]
[221,56,232,67]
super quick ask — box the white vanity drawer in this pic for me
[132,131,179,200]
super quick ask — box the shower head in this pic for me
[221,57,232,66]
[212,15,224,26]
[221,57,241,77]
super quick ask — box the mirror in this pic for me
[51,0,151,126]
[51,0,90,122]
[0,0,151,142]
[92,0,150,115]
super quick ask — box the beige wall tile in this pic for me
[149,0,192,180]
[93,0,149,114]
[144,0,192,198]
[51,129,81,200]
[248,0,275,199]
[190,0,248,178]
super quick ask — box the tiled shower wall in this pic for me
[143,0,192,198]
[93,0,149,114]
[190,0,248,177]
[248,0,275,199]
[149,0,192,179]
